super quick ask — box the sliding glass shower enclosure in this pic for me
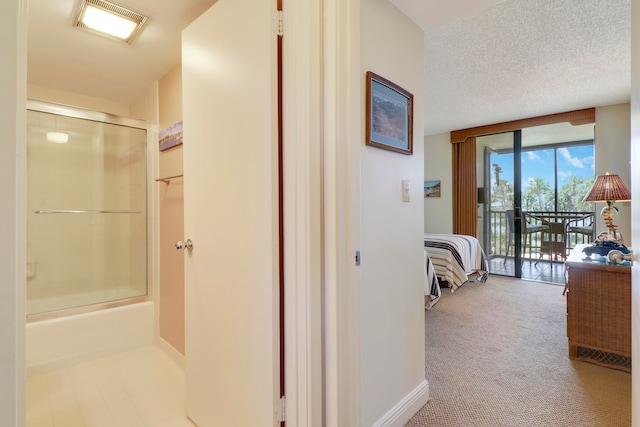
[26,101,148,318]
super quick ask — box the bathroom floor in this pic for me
[27,345,194,427]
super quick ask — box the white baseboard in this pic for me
[371,380,430,427]
[155,336,185,369]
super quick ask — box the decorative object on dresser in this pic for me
[581,236,630,257]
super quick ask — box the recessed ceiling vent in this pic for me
[73,0,149,44]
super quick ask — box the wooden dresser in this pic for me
[565,244,631,372]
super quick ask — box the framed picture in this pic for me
[366,71,413,155]
[159,121,183,151]
[424,180,441,198]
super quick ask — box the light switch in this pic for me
[402,180,410,202]
[26,260,36,278]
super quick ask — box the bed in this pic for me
[424,233,489,308]
[424,249,441,310]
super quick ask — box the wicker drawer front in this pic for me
[566,267,631,357]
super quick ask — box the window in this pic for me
[490,141,594,212]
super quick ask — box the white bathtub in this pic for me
[26,300,154,375]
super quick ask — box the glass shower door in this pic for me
[26,102,148,317]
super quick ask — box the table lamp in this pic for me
[582,172,631,242]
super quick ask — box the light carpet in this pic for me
[406,275,630,427]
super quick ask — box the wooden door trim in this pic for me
[277,0,285,419]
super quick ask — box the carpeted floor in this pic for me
[406,275,631,427]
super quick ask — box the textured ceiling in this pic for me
[398,0,631,135]
[27,0,630,137]
[388,0,506,30]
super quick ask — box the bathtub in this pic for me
[26,300,154,375]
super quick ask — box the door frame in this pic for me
[281,1,323,424]
[282,0,361,425]
[513,129,523,278]
[3,0,28,425]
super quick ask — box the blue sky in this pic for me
[490,145,594,189]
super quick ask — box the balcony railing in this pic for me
[485,210,594,262]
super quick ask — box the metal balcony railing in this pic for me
[486,210,594,262]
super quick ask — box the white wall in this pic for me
[424,133,454,233]
[361,1,428,425]
[27,85,130,117]
[0,0,27,425]
[595,103,632,247]
[629,1,639,425]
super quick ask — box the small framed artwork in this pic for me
[424,180,441,198]
[366,71,413,155]
[159,121,183,151]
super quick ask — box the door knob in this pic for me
[175,239,193,252]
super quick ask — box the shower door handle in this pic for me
[175,239,194,252]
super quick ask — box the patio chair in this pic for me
[504,209,548,264]
[566,213,595,249]
[535,218,567,270]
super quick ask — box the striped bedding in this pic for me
[424,249,441,310]
[424,233,489,296]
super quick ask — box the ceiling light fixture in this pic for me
[73,0,148,44]
[46,132,69,144]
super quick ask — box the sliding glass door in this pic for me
[477,122,595,280]
[478,131,522,277]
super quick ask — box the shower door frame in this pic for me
[28,100,147,133]
[26,99,151,322]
